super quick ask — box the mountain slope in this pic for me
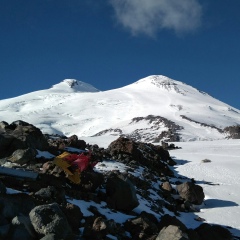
[0,75,239,142]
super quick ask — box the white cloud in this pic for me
[109,0,202,36]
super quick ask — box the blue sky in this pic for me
[0,0,240,109]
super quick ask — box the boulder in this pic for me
[29,203,72,238]
[7,148,37,165]
[0,121,49,158]
[177,182,205,205]
[11,215,36,240]
[155,145,171,161]
[79,170,104,192]
[67,135,86,149]
[34,186,66,204]
[158,214,187,232]
[83,217,108,240]
[108,137,174,176]
[106,173,139,211]
[161,181,173,192]
[107,137,141,160]
[0,134,22,158]
[0,193,35,219]
[60,203,83,231]
[195,223,232,240]
[11,121,49,150]
[92,217,108,236]
[124,213,159,239]
[156,225,188,240]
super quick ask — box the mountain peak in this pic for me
[134,75,181,86]
[131,75,188,94]
[51,79,100,93]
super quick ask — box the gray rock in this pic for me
[0,120,49,158]
[177,182,204,205]
[124,214,159,239]
[34,186,66,204]
[161,181,172,192]
[156,225,189,240]
[7,148,37,165]
[29,203,72,238]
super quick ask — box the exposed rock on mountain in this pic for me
[94,115,183,142]
[224,125,240,139]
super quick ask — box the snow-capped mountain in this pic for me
[0,75,240,142]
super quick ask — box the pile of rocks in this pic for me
[0,121,234,240]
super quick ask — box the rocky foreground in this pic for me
[0,120,236,239]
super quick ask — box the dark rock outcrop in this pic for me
[0,120,49,158]
[224,125,240,139]
[108,136,142,160]
[107,137,174,176]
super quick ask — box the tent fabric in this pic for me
[53,151,96,184]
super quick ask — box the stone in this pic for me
[177,182,205,205]
[60,203,83,231]
[195,223,232,240]
[67,135,86,149]
[11,215,36,239]
[107,137,141,161]
[156,225,188,240]
[0,193,35,219]
[29,203,72,238]
[34,186,66,204]
[7,148,37,165]
[0,120,49,158]
[79,170,104,192]
[106,173,139,211]
[158,215,187,232]
[124,214,159,239]
[161,181,173,192]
